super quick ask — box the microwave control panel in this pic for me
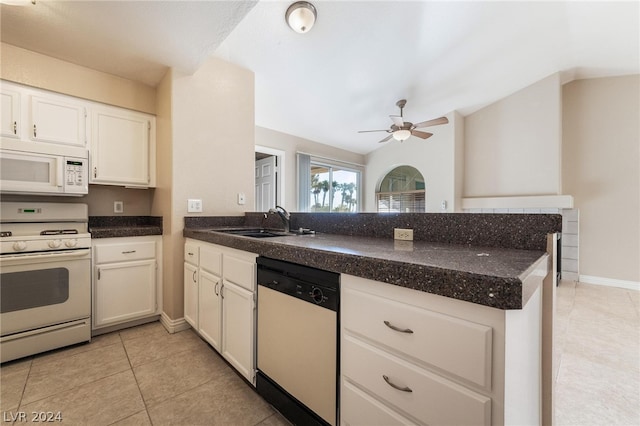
[64,158,88,193]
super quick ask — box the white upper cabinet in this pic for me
[90,105,155,187]
[30,94,87,147]
[1,86,21,139]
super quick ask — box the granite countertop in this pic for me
[183,226,550,310]
[89,216,163,238]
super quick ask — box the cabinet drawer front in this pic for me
[343,335,491,426]
[341,379,418,426]
[184,242,200,265]
[200,245,222,275]
[343,287,492,389]
[95,241,156,263]
[223,254,255,291]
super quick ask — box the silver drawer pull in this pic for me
[188,252,194,256]
[122,250,137,254]
[384,320,414,334]
[383,375,413,393]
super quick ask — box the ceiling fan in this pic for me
[358,99,449,143]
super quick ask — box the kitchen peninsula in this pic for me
[184,212,561,426]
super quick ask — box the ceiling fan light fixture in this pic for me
[286,1,317,33]
[393,129,411,141]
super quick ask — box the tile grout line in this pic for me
[119,331,155,426]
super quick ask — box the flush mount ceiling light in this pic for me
[286,1,317,34]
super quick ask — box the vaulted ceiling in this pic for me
[2,1,638,154]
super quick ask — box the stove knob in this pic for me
[48,239,62,248]
[64,239,78,248]
[13,241,27,251]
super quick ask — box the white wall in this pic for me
[464,73,562,197]
[563,75,640,285]
[255,126,365,212]
[364,111,463,212]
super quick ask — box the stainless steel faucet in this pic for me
[268,205,290,233]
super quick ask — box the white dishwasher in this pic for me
[256,256,340,426]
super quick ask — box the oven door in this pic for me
[0,248,91,336]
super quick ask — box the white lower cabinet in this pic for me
[92,236,162,331]
[340,274,544,426]
[184,238,257,384]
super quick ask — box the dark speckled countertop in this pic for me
[89,216,162,238]
[184,213,560,310]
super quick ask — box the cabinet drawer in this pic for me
[342,287,492,389]
[200,245,222,275]
[223,253,256,291]
[342,335,491,426]
[341,379,418,426]
[95,241,156,263]
[184,242,200,265]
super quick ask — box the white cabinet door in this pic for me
[222,280,255,384]
[94,259,156,327]
[184,262,199,329]
[1,87,20,139]
[30,94,86,146]
[91,106,152,186]
[198,269,222,351]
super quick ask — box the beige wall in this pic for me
[152,70,175,318]
[563,75,640,283]
[160,57,254,320]
[255,126,365,212]
[364,111,464,212]
[464,73,562,197]
[0,43,156,114]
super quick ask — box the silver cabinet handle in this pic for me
[94,167,97,178]
[383,375,412,393]
[122,250,136,254]
[214,280,219,296]
[13,121,17,134]
[33,124,37,137]
[192,270,197,282]
[384,320,414,334]
[188,252,194,256]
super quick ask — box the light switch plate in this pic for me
[188,199,203,213]
[114,201,124,214]
[237,193,246,205]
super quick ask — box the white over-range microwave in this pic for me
[0,143,88,196]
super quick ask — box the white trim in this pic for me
[579,275,640,291]
[160,312,191,334]
[462,195,574,210]
[296,151,365,168]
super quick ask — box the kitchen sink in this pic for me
[215,228,291,238]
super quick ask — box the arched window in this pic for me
[376,166,425,212]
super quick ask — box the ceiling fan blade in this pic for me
[411,130,433,139]
[378,134,394,143]
[358,129,390,133]
[413,116,449,128]
[390,115,404,127]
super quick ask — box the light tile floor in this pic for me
[0,322,290,425]
[1,281,638,425]
[554,280,640,425]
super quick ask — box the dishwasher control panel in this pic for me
[257,257,339,312]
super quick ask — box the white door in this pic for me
[30,95,86,146]
[198,269,222,351]
[255,155,277,211]
[1,88,20,139]
[183,263,199,328]
[222,280,255,384]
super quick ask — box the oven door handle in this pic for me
[1,248,91,264]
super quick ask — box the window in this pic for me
[298,154,361,212]
[376,166,426,213]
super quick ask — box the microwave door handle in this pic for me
[56,157,64,187]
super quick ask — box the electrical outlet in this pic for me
[394,228,413,241]
[114,201,124,214]
[187,199,203,213]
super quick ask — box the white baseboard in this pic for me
[579,275,640,291]
[160,312,191,334]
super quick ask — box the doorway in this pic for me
[255,146,285,212]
